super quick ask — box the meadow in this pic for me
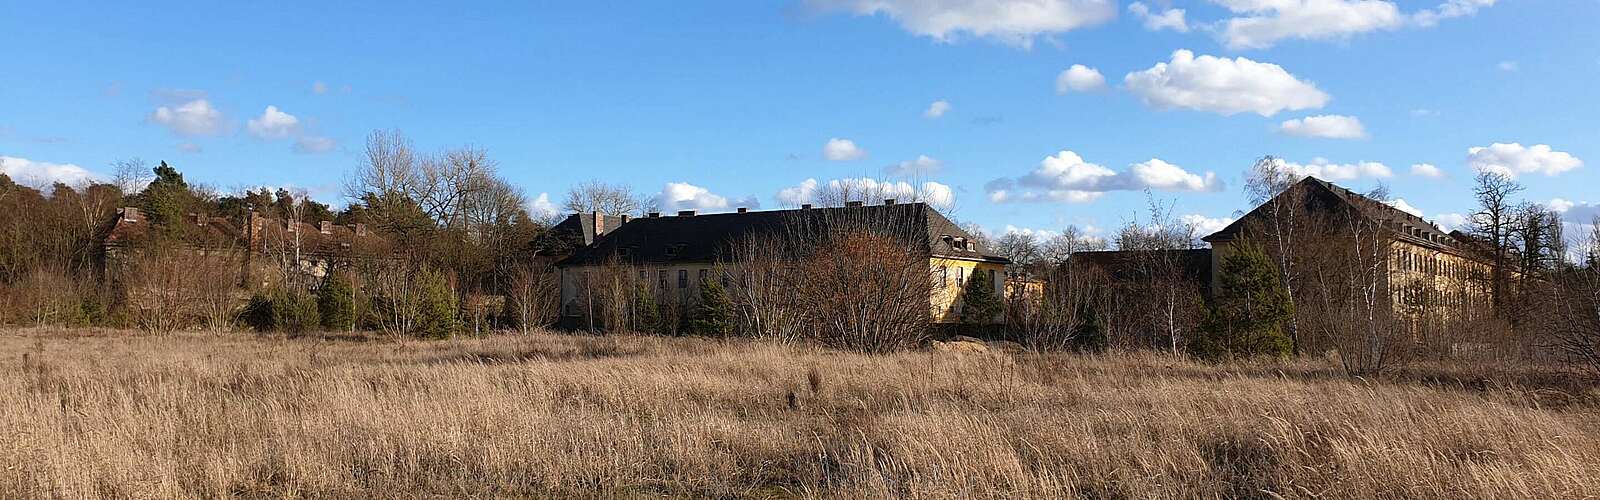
[1,328,1596,499]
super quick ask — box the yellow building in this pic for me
[555,201,1009,329]
[1203,177,1496,338]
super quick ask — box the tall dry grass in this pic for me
[0,328,1596,498]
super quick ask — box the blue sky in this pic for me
[3,0,1598,242]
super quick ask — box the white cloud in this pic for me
[1213,0,1405,50]
[1003,225,1062,240]
[1384,198,1424,217]
[987,151,1222,204]
[1411,108,1439,118]
[1128,2,1188,32]
[777,177,953,209]
[149,99,225,136]
[1181,214,1235,236]
[806,0,1118,48]
[293,135,337,154]
[177,142,203,154]
[1055,64,1106,93]
[822,137,867,161]
[1278,114,1367,139]
[1268,157,1393,181]
[1124,50,1329,117]
[1413,0,1497,27]
[653,182,759,214]
[246,105,300,139]
[1410,163,1444,178]
[1496,61,1518,72]
[1547,198,1600,225]
[924,100,951,118]
[312,81,329,94]
[1466,143,1583,177]
[884,155,943,176]
[527,192,561,220]
[1433,212,1469,232]
[0,156,100,186]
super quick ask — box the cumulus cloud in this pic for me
[652,182,759,214]
[1384,198,1424,217]
[1209,0,1496,50]
[247,105,300,139]
[1128,2,1188,32]
[1055,64,1106,93]
[1466,143,1583,177]
[1410,163,1444,178]
[1124,50,1328,117]
[1433,212,1470,232]
[1548,198,1600,224]
[1181,214,1236,236]
[1003,225,1062,241]
[805,0,1117,48]
[777,177,953,209]
[986,151,1223,204]
[177,142,203,154]
[822,138,867,161]
[1279,114,1367,139]
[527,192,561,220]
[1267,157,1393,181]
[149,99,225,136]
[884,155,943,176]
[0,155,100,186]
[924,100,951,118]
[293,136,337,154]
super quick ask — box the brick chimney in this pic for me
[737,207,748,213]
[354,223,367,237]
[193,213,207,226]
[649,212,661,218]
[620,214,630,224]
[845,201,864,208]
[319,221,333,234]
[591,211,605,236]
[121,207,140,223]
[677,210,696,217]
[801,204,813,210]
[883,198,896,206]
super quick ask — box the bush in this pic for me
[1191,243,1294,361]
[414,268,457,339]
[318,273,356,332]
[689,278,733,337]
[243,288,321,334]
[961,268,1002,325]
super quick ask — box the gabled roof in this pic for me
[557,202,1007,267]
[103,207,390,258]
[1204,177,1474,256]
[550,212,628,247]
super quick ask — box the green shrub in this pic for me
[1191,243,1294,361]
[961,268,1003,325]
[318,273,355,331]
[689,278,733,337]
[243,288,321,334]
[414,268,457,339]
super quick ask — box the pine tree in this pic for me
[140,161,190,236]
[1191,243,1295,360]
[689,278,733,337]
[318,273,356,331]
[961,268,1003,325]
[415,268,457,339]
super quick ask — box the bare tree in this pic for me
[1546,218,1600,375]
[111,158,153,194]
[563,180,643,217]
[724,236,806,343]
[1469,170,1524,317]
[1243,156,1310,354]
[508,263,559,333]
[1111,196,1204,353]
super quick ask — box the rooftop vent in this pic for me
[845,201,864,208]
[737,207,748,213]
[677,210,696,217]
[649,212,662,218]
[801,204,813,210]
[883,198,896,205]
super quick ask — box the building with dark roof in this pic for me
[1202,176,1496,336]
[553,201,1009,327]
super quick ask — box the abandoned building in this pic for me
[101,207,391,288]
[553,201,1010,328]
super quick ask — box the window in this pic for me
[638,270,647,282]
[658,270,668,289]
[939,266,948,288]
[956,267,965,287]
[678,269,688,288]
[698,268,708,283]
[989,269,997,289]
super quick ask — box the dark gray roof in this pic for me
[1204,177,1475,256]
[556,202,1007,267]
[550,212,628,247]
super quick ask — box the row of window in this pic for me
[637,268,726,290]
[935,266,997,289]
[1394,248,1481,280]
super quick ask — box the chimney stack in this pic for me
[620,214,630,224]
[649,212,661,218]
[677,210,696,217]
[883,198,896,205]
[737,207,748,213]
[319,221,333,234]
[845,201,864,208]
[191,213,207,226]
[354,223,367,237]
[592,210,605,236]
[801,204,813,210]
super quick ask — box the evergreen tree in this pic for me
[140,161,191,235]
[268,288,321,334]
[961,268,1003,324]
[1072,303,1107,353]
[318,273,356,331]
[1191,243,1295,360]
[631,285,659,333]
[414,268,457,339]
[689,278,733,337]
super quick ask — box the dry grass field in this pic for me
[1,328,1597,499]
